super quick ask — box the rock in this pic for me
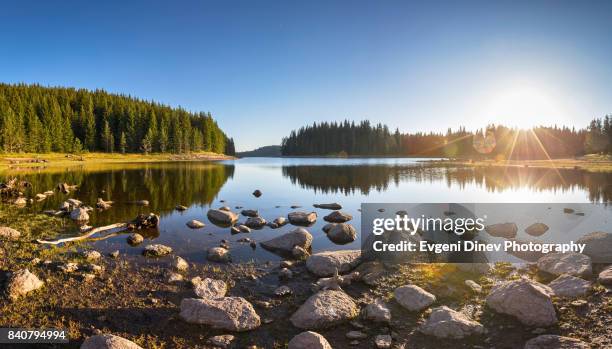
[35,193,46,201]
[525,223,549,236]
[419,306,484,339]
[43,190,54,196]
[363,299,391,322]
[346,331,367,339]
[172,256,189,272]
[142,244,173,257]
[166,271,184,283]
[576,231,612,263]
[394,284,436,311]
[186,220,205,229]
[252,189,262,197]
[261,228,313,254]
[96,198,113,210]
[536,253,592,278]
[207,209,238,226]
[175,205,187,211]
[273,216,287,227]
[109,250,119,259]
[598,265,612,284]
[486,278,557,326]
[237,225,251,233]
[292,246,310,259]
[313,270,360,291]
[288,211,317,226]
[356,261,386,285]
[0,227,21,240]
[219,206,231,211]
[563,208,575,214]
[323,211,353,223]
[208,335,235,349]
[230,226,240,234]
[322,223,334,233]
[274,285,292,296]
[127,233,144,245]
[179,297,261,331]
[70,208,90,221]
[288,331,332,349]
[548,274,591,298]
[207,247,230,263]
[13,197,27,205]
[58,262,79,273]
[485,223,518,238]
[241,209,259,217]
[279,267,293,279]
[81,334,143,349]
[325,223,357,244]
[314,203,342,210]
[465,280,482,293]
[290,290,359,329]
[374,334,392,349]
[192,277,227,299]
[5,269,44,300]
[306,250,361,277]
[82,250,102,262]
[524,335,590,349]
[245,216,266,229]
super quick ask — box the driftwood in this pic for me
[36,222,128,245]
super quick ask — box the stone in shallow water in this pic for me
[207,209,238,226]
[394,284,436,311]
[485,222,518,238]
[142,244,172,257]
[524,334,590,349]
[525,223,549,236]
[326,223,357,244]
[127,233,144,245]
[419,306,484,339]
[81,334,143,349]
[548,274,591,298]
[314,203,342,210]
[241,209,258,217]
[186,219,205,229]
[288,211,317,226]
[536,252,592,278]
[261,228,313,254]
[288,331,332,349]
[323,211,352,223]
[179,297,261,331]
[290,290,358,329]
[245,216,266,229]
[486,277,557,327]
[306,250,361,277]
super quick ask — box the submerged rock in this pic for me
[186,219,205,229]
[576,231,612,263]
[207,247,230,263]
[524,335,590,349]
[288,331,332,349]
[127,233,144,245]
[525,223,549,236]
[207,209,238,226]
[273,216,288,227]
[314,203,342,210]
[0,227,21,240]
[419,306,484,339]
[261,228,313,254]
[288,211,317,226]
[485,222,518,238]
[5,269,44,300]
[548,274,591,298]
[290,290,358,329]
[394,284,436,311]
[81,334,143,349]
[192,277,227,299]
[486,278,557,326]
[323,211,352,223]
[70,207,90,222]
[241,209,259,217]
[142,244,173,257]
[252,189,262,197]
[536,252,592,278]
[306,250,361,277]
[179,297,261,331]
[325,223,357,244]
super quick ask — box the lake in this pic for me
[3,157,611,263]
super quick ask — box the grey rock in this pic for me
[5,269,44,300]
[598,265,612,285]
[252,189,262,197]
[485,223,518,238]
[0,227,21,240]
[465,280,482,293]
[537,252,592,278]
[127,233,144,245]
[326,223,357,244]
[548,274,591,298]
[82,250,102,262]
[290,290,358,329]
[288,211,317,225]
[273,216,288,227]
[261,228,313,254]
[314,203,342,210]
[486,278,557,326]
[306,250,361,277]
[525,223,549,236]
[323,211,353,223]
[394,284,436,311]
[524,335,590,349]
[208,335,235,349]
[576,231,612,263]
[70,207,89,221]
[374,334,392,349]
[245,216,266,229]
[419,306,484,339]
[292,246,310,259]
[192,277,227,299]
[207,209,238,226]
[207,247,230,263]
[142,244,172,257]
[274,285,292,296]
[241,209,259,217]
[81,334,143,349]
[363,299,391,322]
[186,220,205,229]
[172,256,189,272]
[288,331,332,349]
[179,297,261,331]
[346,331,367,339]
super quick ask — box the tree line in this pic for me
[0,83,235,155]
[281,117,612,159]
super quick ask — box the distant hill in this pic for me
[237,145,282,157]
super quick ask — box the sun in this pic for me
[481,83,563,129]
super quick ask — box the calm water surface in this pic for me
[4,157,611,263]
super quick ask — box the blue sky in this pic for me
[1,1,611,151]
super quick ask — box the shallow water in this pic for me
[3,157,611,263]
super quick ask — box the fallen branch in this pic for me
[36,223,128,245]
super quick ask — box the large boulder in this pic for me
[207,209,238,226]
[325,223,357,244]
[81,334,143,349]
[261,228,313,254]
[192,277,227,299]
[323,211,352,223]
[0,227,21,240]
[142,244,172,257]
[419,306,484,339]
[288,331,332,349]
[485,223,517,238]
[576,231,612,263]
[179,297,261,331]
[598,265,612,285]
[486,278,557,326]
[288,211,317,226]
[524,335,590,349]
[536,253,592,278]
[548,274,591,298]
[394,284,436,311]
[306,250,361,277]
[5,269,44,300]
[290,290,358,329]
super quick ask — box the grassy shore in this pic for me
[0,152,235,170]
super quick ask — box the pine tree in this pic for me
[101,119,114,152]
[119,132,127,154]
